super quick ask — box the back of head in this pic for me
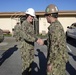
[45,4,59,18]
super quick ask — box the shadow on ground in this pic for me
[0,45,18,66]
[66,52,76,75]
[67,38,76,47]
[66,61,76,75]
[32,49,47,75]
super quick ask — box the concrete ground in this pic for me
[0,36,76,75]
[0,37,22,75]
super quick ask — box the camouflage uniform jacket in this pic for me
[47,20,69,75]
[20,20,37,71]
[14,24,21,41]
[20,20,36,47]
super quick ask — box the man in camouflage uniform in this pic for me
[38,4,69,75]
[13,22,21,41]
[20,8,39,75]
[0,28,4,43]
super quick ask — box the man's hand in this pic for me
[47,64,52,72]
[37,38,44,45]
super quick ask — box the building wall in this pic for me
[39,17,50,34]
[0,16,76,34]
[0,18,19,33]
[58,17,76,32]
[39,16,76,34]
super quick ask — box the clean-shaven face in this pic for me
[45,15,51,23]
[28,15,34,23]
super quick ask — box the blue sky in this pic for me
[0,0,76,12]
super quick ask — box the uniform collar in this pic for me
[48,20,58,30]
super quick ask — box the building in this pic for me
[0,11,76,35]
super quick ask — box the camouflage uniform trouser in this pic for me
[47,62,66,75]
[14,34,20,42]
[20,42,34,75]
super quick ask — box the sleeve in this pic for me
[47,28,58,64]
[21,22,37,42]
[47,25,68,65]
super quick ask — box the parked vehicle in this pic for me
[66,23,76,40]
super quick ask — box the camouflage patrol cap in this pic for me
[45,4,59,15]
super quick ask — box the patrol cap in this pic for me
[45,4,59,16]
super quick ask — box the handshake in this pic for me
[36,38,44,45]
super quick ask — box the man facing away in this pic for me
[38,4,69,75]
